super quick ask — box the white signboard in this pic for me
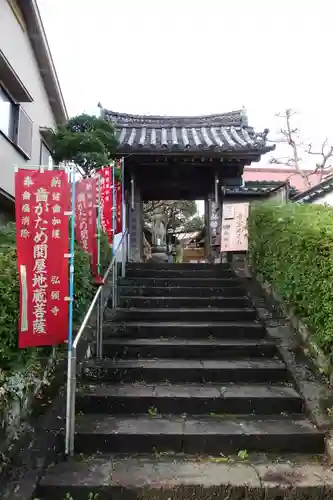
[221,202,249,252]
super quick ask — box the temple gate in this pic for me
[101,108,274,262]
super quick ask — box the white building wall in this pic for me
[0,0,56,196]
[311,191,333,206]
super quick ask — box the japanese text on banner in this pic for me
[115,159,122,234]
[75,178,98,276]
[15,170,70,348]
[99,166,113,244]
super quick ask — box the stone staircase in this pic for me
[38,262,327,498]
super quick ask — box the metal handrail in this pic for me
[65,230,128,456]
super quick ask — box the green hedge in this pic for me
[249,202,333,357]
[0,223,110,372]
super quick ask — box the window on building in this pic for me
[17,107,33,157]
[0,85,33,158]
[0,86,16,141]
[40,141,53,168]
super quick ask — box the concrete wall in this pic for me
[311,191,333,206]
[0,0,56,196]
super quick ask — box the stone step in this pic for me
[68,415,325,454]
[96,337,277,359]
[120,285,247,297]
[82,358,289,383]
[118,296,252,309]
[109,308,258,323]
[119,277,241,288]
[127,262,232,270]
[76,382,304,415]
[126,268,236,278]
[38,454,333,500]
[103,321,266,339]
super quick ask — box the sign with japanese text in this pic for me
[75,177,98,276]
[15,169,70,348]
[221,202,249,252]
[115,159,122,234]
[99,166,113,244]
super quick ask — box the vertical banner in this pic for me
[99,166,113,244]
[75,178,98,276]
[15,169,70,348]
[115,159,122,234]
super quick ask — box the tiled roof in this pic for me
[225,180,289,196]
[292,175,333,203]
[102,108,275,155]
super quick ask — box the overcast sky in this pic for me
[38,0,333,167]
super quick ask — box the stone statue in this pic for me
[151,206,167,248]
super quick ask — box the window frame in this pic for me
[0,85,18,142]
[39,140,54,169]
[0,84,32,160]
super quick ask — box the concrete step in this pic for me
[119,285,247,297]
[126,268,236,278]
[118,296,252,309]
[69,414,325,454]
[82,358,289,384]
[96,337,277,359]
[38,454,333,500]
[76,382,304,415]
[127,262,232,270]
[109,308,258,322]
[119,277,241,288]
[103,321,266,339]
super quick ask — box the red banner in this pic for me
[75,178,98,276]
[115,159,122,234]
[99,166,113,244]
[15,169,70,348]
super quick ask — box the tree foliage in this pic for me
[249,202,333,357]
[46,114,118,176]
[143,200,200,233]
[182,214,204,233]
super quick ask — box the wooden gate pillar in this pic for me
[128,174,143,261]
[206,174,224,263]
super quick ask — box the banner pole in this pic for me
[121,157,125,234]
[121,157,126,277]
[96,173,102,358]
[97,174,101,277]
[112,162,116,254]
[65,163,76,457]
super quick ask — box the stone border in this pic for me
[234,258,333,462]
[244,260,333,385]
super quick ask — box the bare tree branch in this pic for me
[272,109,311,188]
[307,138,333,181]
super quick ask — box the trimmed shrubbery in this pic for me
[249,202,333,357]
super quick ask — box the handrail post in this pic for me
[65,230,128,457]
[96,293,101,358]
[66,345,76,457]
[112,265,116,309]
[121,237,126,278]
[98,287,104,358]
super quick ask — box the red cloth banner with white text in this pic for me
[115,159,122,234]
[15,169,70,348]
[99,166,113,244]
[75,177,98,276]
